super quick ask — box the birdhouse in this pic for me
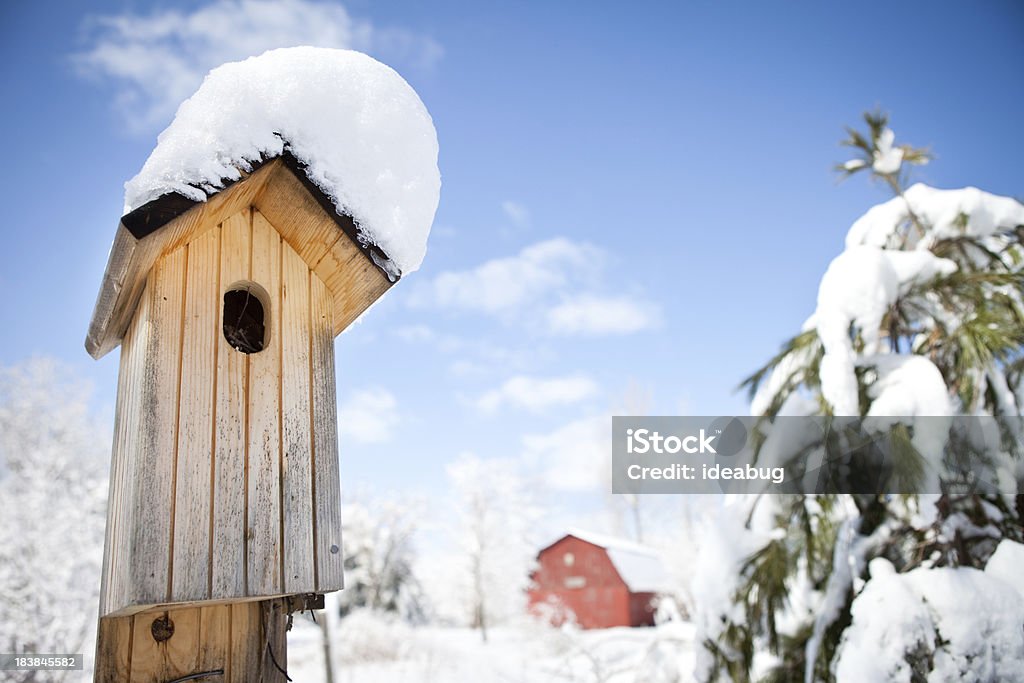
[88,153,394,680]
[87,47,439,681]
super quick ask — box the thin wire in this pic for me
[264,604,293,682]
[166,669,223,683]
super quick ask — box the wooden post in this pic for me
[88,157,396,681]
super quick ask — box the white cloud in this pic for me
[521,415,610,492]
[449,359,487,378]
[501,200,530,228]
[476,374,599,414]
[337,387,398,443]
[409,237,661,337]
[74,0,442,131]
[409,238,602,316]
[546,294,661,336]
[411,237,606,314]
[393,324,436,343]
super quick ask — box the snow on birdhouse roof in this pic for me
[125,46,441,278]
[547,528,671,594]
[87,48,441,359]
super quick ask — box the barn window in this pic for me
[563,552,575,567]
[564,576,586,589]
[223,284,269,354]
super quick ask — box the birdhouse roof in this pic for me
[86,153,395,359]
[86,47,440,359]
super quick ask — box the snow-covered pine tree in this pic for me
[695,111,1024,682]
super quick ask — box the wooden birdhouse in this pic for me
[87,154,396,681]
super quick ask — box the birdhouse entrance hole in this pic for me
[223,283,269,354]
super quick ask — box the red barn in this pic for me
[528,530,670,629]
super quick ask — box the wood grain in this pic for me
[311,233,392,335]
[87,156,401,361]
[197,604,230,674]
[261,599,290,683]
[87,163,275,359]
[98,302,143,616]
[172,228,219,601]
[212,216,248,600]
[247,209,282,597]
[131,248,186,608]
[229,601,261,683]
[163,608,201,677]
[281,244,315,592]
[93,615,132,682]
[127,608,197,681]
[97,163,376,617]
[254,162,344,267]
[311,272,344,591]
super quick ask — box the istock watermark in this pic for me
[625,427,719,454]
[611,416,1024,495]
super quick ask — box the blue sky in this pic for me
[1,1,1022,527]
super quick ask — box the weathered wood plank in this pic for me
[247,209,283,597]
[99,303,144,616]
[128,610,161,679]
[254,154,393,337]
[172,228,219,602]
[310,273,344,592]
[281,244,315,593]
[311,234,392,336]
[93,615,132,682]
[228,602,261,683]
[163,607,201,678]
[198,604,231,675]
[129,247,186,608]
[126,614,156,683]
[212,216,248,600]
[261,599,290,683]
[88,156,397,363]
[87,163,276,360]
[99,601,284,682]
[85,224,137,358]
[127,609,191,681]
[253,162,345,268]
[160,166,271,256]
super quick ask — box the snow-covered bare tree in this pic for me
[695,112,1024,682]
[339,491,425,621]
[0,359,108,682]
[606,383,653,543]
[447,453,542,642]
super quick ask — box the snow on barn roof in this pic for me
[125,46,440,278]
[558,528,672,594]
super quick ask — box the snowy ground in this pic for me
[287,612,696,683]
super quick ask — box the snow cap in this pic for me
[124,47,441,276]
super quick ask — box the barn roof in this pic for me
[543,528,672,594]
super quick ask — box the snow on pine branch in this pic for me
[769,180,1024,418]
[125,47,441,276]
[712,116,1024,683]
[846,184,1024,251]
[870,127,903,175]
[815,246,957,416]
[835,550,1024,681]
